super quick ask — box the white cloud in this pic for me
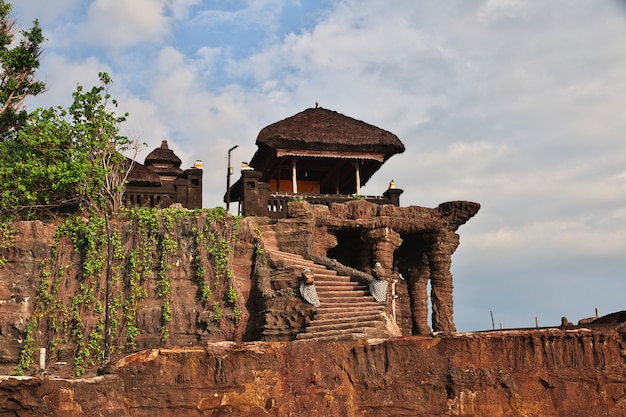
[80,0,171,48]
[167,0,202,19]
[478,0,531,23]
[11,0,82,25]
[468,217,626,258]
[24,53,112,110]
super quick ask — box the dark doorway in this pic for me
[326,229,369,271]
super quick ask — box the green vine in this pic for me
[156,210,177,340]
[190,208,241,323]
[14,207,243,376]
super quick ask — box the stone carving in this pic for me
[273,199,480,335]
[299,267,320,307]
[369,262,388,302]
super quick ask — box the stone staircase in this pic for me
[260,224,391,341]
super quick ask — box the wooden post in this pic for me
[291,158,298,193]
[354,160,361,195]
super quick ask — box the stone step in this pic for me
[308,313,384,328]
[303,319,382,334]
[314,283,363,291]
[296,326,377,340]
[315,289,368,297]
[318,305,380,313]
[306,271,341,279]
[319,297,379,304]
[314,308,386,321]
[296,333,369,342]
[267,252,334,273]
[314,279,358,287]
[317,301,384,309]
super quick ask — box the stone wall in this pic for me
[0,217,259,376]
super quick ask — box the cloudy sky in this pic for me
[13,0,626,332]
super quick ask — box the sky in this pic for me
[12,0,626,332]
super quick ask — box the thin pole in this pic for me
[226,145,238,211]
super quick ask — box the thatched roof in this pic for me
[125,159,162,186]
[256,107,405,159]
[145,140,182,168]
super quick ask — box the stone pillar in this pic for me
[364,227,403,278]
[425,230,460,333]
[241,170,270,217]
[183,167,203,209]
[383,187,404,207]
[405,253,431,335]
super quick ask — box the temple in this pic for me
[124,140,203,209]
[231,107,480,338]
[226,107,405,217]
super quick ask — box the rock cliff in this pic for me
[2,327,626,416]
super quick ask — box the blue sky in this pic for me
[13,0,626,332]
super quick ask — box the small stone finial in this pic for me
[161,139,169,149]
[193,160,203,169]
[388,179,396,189]
[315,101,319,108]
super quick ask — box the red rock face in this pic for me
[0,218,259,376]
[0,221,56,371]
[2,214,626,416]
[2,328,626,416]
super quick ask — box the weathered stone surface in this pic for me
[277,200,479,334]
[0,222,56,371]
[2,327,626,416]
[0,217,258,375]
[0,374,128,416]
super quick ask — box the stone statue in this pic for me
[299,267,320,307]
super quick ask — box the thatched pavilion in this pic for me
[227,107,405,217]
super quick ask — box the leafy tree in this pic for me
[0,0,45,136]
[0,73,140,218]
[67,72,139,215]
